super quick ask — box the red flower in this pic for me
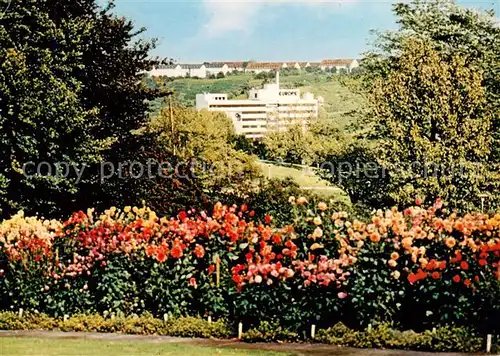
[431,271,441,280]
[408,269,427,284]
[452,275,461,283]
[460,261,469,271]
[208,265,215,275]
[240,204,248,212]
[189,277,197,288]
[146,245,156,257]
[408,273,417,284]
[194,244,205,259]
[264,215,272,224]
[245,252,253,262]
[171,245,183,259]
[178,211,187,221]
[156,250,167,263]
[464,279,472,287]
[479,259,487,267]
[438,261,447,270]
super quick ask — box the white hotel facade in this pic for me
[196,73,320,140]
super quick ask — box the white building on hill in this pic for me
[148,64,207,78]
[196,72,319,140]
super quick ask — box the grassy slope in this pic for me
[0,338,287,356]
[258,162,350,204]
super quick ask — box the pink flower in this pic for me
[338,292,348,299]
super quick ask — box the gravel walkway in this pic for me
[0,330,486,356]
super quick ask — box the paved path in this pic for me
[0,330,486,356]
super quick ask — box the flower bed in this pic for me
[0,199,499,336]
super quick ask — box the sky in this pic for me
[107,0,500,62]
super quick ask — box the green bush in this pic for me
[316,323,484,353]
[242,321,299,343]
[0,312,230,339]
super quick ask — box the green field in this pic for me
[258,162,350,204]
[0,337,288,356]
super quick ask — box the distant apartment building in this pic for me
[282,62,301,70]
[196,72,319,140]
[320,59,359,73]
[245,62,283,74]
[148,59,360,78]
[205,62,230,76]
[149,63,207,78]
[226,62,245,72]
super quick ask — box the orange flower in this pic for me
[464,279,472,287]
[388,259,397,268]
[194,244,205,259]
[390,252,399,260]
[445,237,456,248]
[369,232,380,243]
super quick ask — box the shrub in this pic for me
[316,323,483,353]
[0,312,231,338]
[242,321,298,343]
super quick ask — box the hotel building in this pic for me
[195,72,319,140]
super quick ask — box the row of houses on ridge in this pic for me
[148,59,359,78]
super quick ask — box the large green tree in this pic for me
[323,0,499,211]
[367,0,500,164]
[0,0,158,217]
[372,38,493,209]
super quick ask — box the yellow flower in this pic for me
[124,206,131,213]
[310,243,324,250]
[288,196,296,204]
[318,202,328,211]
[388,259,397,268]
[296,197,308,205]
[313,216,322,226]
[419,258,428,268]
[312,227,323,239]
[391,271,401,280]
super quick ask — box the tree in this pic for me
[352,38,493,210]
[0,0,159,217]
[148,105,260,192]
[366,0,500,165]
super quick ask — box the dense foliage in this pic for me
[0,0,159,218]
[0,200,499,336]
[321,0,500,211]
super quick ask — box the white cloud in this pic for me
[202,0,360,38]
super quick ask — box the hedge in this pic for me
[0,312,495,353]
